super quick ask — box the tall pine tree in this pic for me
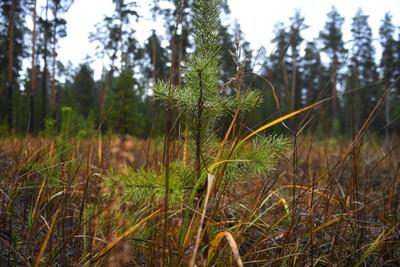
[379,12,396,136]
[319,6,347,134]
[288,10,306,113]
[0,0,27,129]
[348,9,379,131]
[49,0,73,119]
[301,41,326,107]
[269,21,290,113]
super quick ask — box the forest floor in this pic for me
[0,135,399,266]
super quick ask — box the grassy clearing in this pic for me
[1,1,399,266]
[0,133,399,266]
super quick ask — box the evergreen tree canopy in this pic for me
[72,64,96,118]
[107,68,146,136]
[301,41,325,106]
[349,9,379,130]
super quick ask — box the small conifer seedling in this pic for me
[104,0,288,219]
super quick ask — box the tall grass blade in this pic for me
[206,231,244,267]
[355,225,396,267]
[33,209,60,267]
[83,209,160,265]
[236,100,325,149]
[189,173,215,267]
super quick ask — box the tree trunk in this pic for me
[50,1,59,120]
[152,33,157,82]
[290,44,297,112]
[331,53,338,133]
[30,0,37,134]
[383,49,391,141]
[151,2,158,82]
[98,70,108,131]
[41,0,49,129]
[0,73,4,97]
[383,69,391,141]
[384,93,390,140]
[6,0,16,129]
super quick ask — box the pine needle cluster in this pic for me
[224,135,289,182]
[103,162,192,205]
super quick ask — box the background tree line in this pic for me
[0,0,399,138]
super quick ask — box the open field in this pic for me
[1,135,399,266]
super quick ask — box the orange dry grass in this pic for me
[0,135,399,266]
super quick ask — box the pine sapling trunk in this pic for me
[183,113,189,165]
[195,70,204,180]
[171,31,181,87]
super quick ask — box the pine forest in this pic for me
[0,0,400,266]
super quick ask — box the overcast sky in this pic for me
[37,0,400,79]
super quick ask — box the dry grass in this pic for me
[0,133,399,266]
